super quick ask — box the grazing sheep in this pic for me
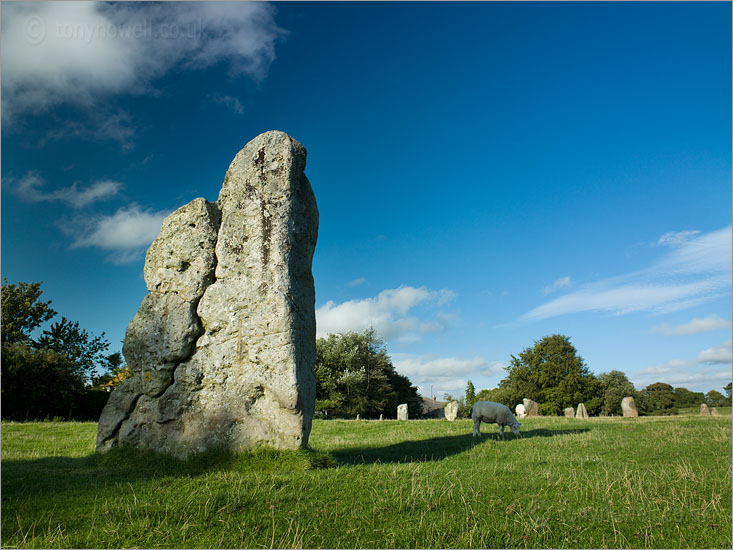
[471,401,522,438]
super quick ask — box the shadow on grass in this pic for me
[332,427,589,465]
[0,445,337,500]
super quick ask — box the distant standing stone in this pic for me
[523,398,539,417]
[379,414,383,421]
[445,401,459,421]
[356,414,360,421]
[700,403,712,416]
[397,403,408,420]
[575,403,589,419]
[711,407,720,416]
[621,396,639,417]
[564,407,575,418]
[515,404,527,418]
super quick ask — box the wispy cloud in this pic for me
[348,277,367,287]
[210,94,245,115]
[316,285,457,342]
[11,171,122,208]
[543,276,572,295]
[521,227,732,322]
[66,204,169,264]
[651,315,730,336]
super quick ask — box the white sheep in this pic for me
[471,401,522,438]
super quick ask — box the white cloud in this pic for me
[543,276,572,295]
[651,315,730,336]
[315,285,457,342]
[697,340,733,364]
[631,340,733,391]
[1,2,284,140]
[348,277,367,287]
[11,171,122,208]
[631,366,731,392]
[521,227,732,321]
[392,354,507,399]
[68,204,169,263]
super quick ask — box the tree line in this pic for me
[448,334,732,417]
[1,280,128,420]
[3,281,729,422]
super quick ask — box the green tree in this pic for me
[37,317,110,385]
[674,387,705,408]
[475,387,512,407]
[500,334,602,416]
[1,280,112,420]
[598,370,637,416]
[315,328,421,418]
[1,279,56,344]
[724,382,732,401]
[464,380,476,417]
[637,382,677,415]
[705,390,728,408]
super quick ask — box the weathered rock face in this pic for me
[444,401,459,421]
[564,407,575,418]
[515,404,527,418]
[575,403,589,419]
[96,131,319,458]
[397,403,408,420]
[523,398,539,417]
[700,403,711,416]
[621,396,638,417]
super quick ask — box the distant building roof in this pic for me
[421,396,447,417]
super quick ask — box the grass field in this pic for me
[2,414,731,548]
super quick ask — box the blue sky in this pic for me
[2,1,731,399]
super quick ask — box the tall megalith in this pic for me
[96,131,319,457]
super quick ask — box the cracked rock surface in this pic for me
[96,131,318,457]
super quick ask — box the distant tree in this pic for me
[674,387,705,408]
[37,317,110,385]
[637,382,677,415]
[500,334,602,416]
[1,343,80,420]
[597,371,636,416]
[475,387,512,407]
[463,380,477,417]
[1,279,56,344]
[1,280,111,420]
[315,329,421,418]
[705,390,728,408]
[724,382,732,401]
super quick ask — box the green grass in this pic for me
[2,415,731,548]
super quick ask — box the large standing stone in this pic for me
[96,131,319,458]
[564,407,575,418]
[397,403,408,420]
[523,398,539,417]
[711,407,720,416]
[575,403,589,419]
[621,396,638,417]
[444,401,459,421]
[515,404,527,418]
[700,403,711,416]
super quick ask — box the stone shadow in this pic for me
[331,427,590,465]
